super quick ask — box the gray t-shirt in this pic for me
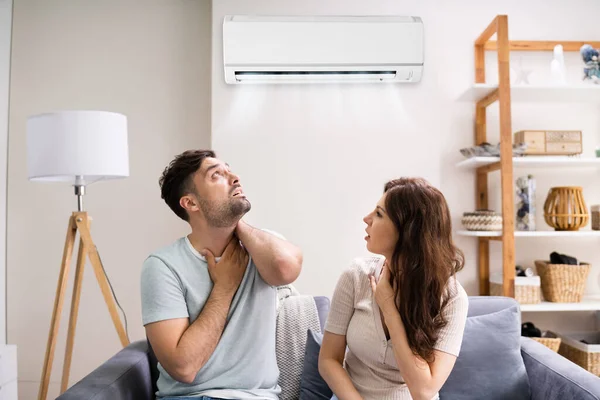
[140,236,280,399]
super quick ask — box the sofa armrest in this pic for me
[521,337,600,400]
[57,340,154,400]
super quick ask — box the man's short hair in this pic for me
[159,149,216,221]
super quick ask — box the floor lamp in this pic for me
[26,110,131,400]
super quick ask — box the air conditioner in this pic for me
[223,15,424,84]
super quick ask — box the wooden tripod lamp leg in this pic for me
[38,215,77,400]
[75,212,130,347]
[60,235,88,393]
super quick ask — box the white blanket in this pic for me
[276,285,321,400]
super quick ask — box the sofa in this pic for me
[57,296,600,400]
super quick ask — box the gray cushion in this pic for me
[299,329,333,400]
[466,295,518,318]
[440,297,531,400]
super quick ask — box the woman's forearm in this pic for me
[384,308,436,400]
[319,358,363,400]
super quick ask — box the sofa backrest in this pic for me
[313,296,331,331]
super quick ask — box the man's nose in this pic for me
[230,172,240,186]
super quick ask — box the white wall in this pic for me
[0,0,12,347]
[212,0,600,331]
[8,1,212,398]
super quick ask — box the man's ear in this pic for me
[180,194,200,215]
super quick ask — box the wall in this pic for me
[7,1,212,398]
[212,0,600,331]
[0,0,11,346]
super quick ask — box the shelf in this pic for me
[520,296,600,312]
[457,230,600,238]
[456,156,600,169]
[462,16,600,308]
[458,83,600,103]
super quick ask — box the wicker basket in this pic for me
[461,210,502,231]
[556,331,600,376]
[534,260,590,303]
[490,273,541,304]
[592,205,600,231]
[531,331,561,352]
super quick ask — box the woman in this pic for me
[319,178,468,400]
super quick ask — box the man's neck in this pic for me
[187,221,236,258]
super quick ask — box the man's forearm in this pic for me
[172,286,234,382]
[236,220,302,285]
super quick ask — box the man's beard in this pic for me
[199,196,251,228]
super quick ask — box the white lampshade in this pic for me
[27,110,129,185]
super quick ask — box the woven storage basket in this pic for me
[556,331,600,376]
[490,274,541,304]
[534,260,590,303]
[461,210,502,231]
[531,331,561,352]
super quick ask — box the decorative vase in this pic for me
[516,175,536,231]
[543,186,589,231]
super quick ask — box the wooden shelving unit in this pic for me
[460,15,600,300]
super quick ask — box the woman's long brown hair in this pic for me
[384,177,464,363]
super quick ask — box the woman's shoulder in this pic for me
[332,256,383,300]
[335,256,384,288]
[444,276,469,309]
[345,255,385,278]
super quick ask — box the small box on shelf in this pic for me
[490,272,541,304]
[514,130,582,156]
[592,205,600,231]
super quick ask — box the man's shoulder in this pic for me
[142,237,193,277]
[146,237,189,262]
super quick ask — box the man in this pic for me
[141,149,303,399]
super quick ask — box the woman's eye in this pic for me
[376,211,382,217]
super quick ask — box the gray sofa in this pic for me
[57,296,600,400]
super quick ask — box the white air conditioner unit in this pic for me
[223,15,424,84]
